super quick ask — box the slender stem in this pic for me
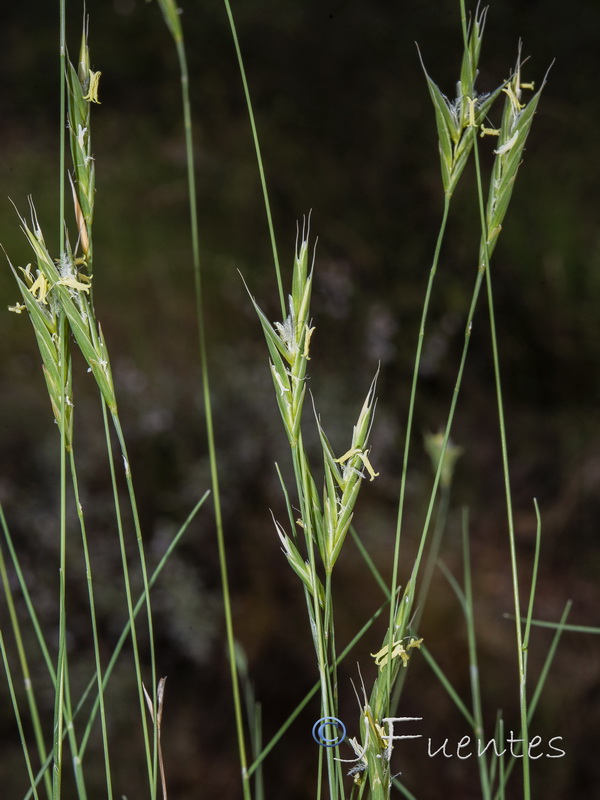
[0,520,52,800]
[77,494,207,758]
[392,222,490,676]
[462,511,491,800]
[69,449,113,798]
[0,633,41,800]
[59,0,66,252]
[222,0,285,317]
[170,28,251,799]
[0,507,56,682]
[492,601,572,800]
[53,0,67,789]
[61,659,88,799]
[350,525,390,599]
[111,415,159,798]
[387,197,451,707]
[419,638,475,727]
[416,484,450,611]
[523,499,542,652]
[297,445,337,800]
[52,319,68,800]
[472,137,531,797]
[391,484,450,709]
[101,403,154,795]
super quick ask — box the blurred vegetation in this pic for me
[1,1,599,798]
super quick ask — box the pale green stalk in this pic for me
[0,632,41,800]
[527,600,572,721]
[0,535,52,800]
[386,250,489,658]
[473,131,531,800]
[59,0,66,252]
[492,601,572,800]
[236,645,264,800]
[297,447,339,800]
[515,616,594,634]
[154,0,250,794]
[221,0,284,315]
[69,450,113,798]
[61,659,88,799]
[390,482,451,709]
[523,500,542,652]
[77,492,207,757]
[388,198,451,684]
[497,717,506,800]
[462,511,492,800]
[391,778,419,800]
[349,524,390,600]
[419,637,475,726]
[0,507,56,683]
[51,316,69,800]
[434,559,571,800]
[101,403,155,795]
[52,0,67,790]
[413,483,450,622]
[111,414,159,797]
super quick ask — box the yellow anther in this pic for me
[502,83,524,111]
[29,272,50,304]
[303,325,315,359]
[466,96,477,127]
[57,276,91,293]
[480,125,501,137]
[335,447,379,481]
[83,70,102,104]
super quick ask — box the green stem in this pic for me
[391,484,450,710]
[0,520,52,800]
[61,659,88,799]
[111,414,159,797]
[472,137,530,798]
[169,26,251,800]
[523,499,542,652]
[52,0,67,788]
[69,449,113,799]
[387,197,451,707]
[395,216,490,656]
[101,403,154,795]
[52,318,68,800]
[222,0,284,317]
[296,445,337,800]
[492,601,572,800]
[0,633,41,800]
[349,524,390,600]
[462,511,491,800]
[77,493,207,757]
[59,0,66,252]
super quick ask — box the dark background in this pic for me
[1,1,599,798]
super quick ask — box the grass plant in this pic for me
[0,1,584,799]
